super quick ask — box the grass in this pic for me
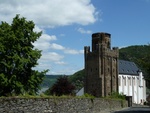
[106,92,125,100]
[0,91,125,100]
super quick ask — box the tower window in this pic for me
[113,69,115,72]
[108,68,110,72]
[96,44,98,50]
[107,41,110,48]
[113,75,115,78]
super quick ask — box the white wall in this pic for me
[118,73,146,104]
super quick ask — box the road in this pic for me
[113,107,150,113]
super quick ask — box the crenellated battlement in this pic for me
[103,47,119,57]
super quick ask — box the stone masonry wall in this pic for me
[0,98,127,113]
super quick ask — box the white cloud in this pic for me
[64,48,84,54]
[48,43,84,55]
[49,43,65,50]
[33,26,57,51]
[33,34,57,51]
[39,34,57,42]
[55,61,67,65]
[34,25,44,33]
[119,46,127,49]
[34,42,50,51]
[49,67,81,75]
[59,34,65,37]
[0,0,98,27]
[37,51,65,68]
[79,50,84,54]
[41,52,64,62]
[77,28,92,34]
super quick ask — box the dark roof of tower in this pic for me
[119,60,140,75]
[92,32,111,38]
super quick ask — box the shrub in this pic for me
[108,91,125,100]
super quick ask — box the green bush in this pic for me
[108,91,125,100]
[79,93,95,99]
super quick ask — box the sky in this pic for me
[0,0,150,75]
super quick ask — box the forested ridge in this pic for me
[41,75,61,88]
[119,45,150,65]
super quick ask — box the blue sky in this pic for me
[0,0,150,75]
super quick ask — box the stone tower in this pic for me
[84,32,119,97]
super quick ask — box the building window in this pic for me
[135,79,136,86]
[133,78,135,86]
[96,44,98,50]
[129,78,131,86]
[137,77,139,86]
[113,69,115,72]
[124,77,126,86]
[108,68,110,72]
[113,75,115,78]
[113,58,115,61]
[119,77,121,86]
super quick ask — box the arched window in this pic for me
[124,77,126,86]
[118,77,121,86]
[133,78,135,86]
[129,77,131,86]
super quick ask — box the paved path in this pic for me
[113,107,150,113]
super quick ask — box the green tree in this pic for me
[138,54,150,88]
[0,15,47,96]
[49,76,75,96]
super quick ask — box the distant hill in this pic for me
[68,69,85,91]
[119,45,150,64]
[40,75,61,88]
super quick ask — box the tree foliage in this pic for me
[119,45,150,63]
[137,54,150,88]
[49,76,75,96]
[0,15,47,96]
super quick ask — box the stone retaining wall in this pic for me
[0,98,127,113]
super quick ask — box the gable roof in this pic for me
[119,60,140,75]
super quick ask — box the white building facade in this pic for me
[118,60,146,104]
